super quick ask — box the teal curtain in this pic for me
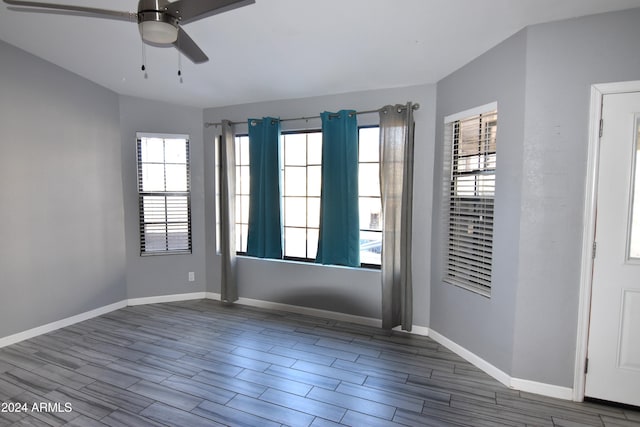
[316,110,360,267]
[246,117,283,259]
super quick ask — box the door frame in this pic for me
[574,80,640,402]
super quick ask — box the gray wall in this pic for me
[119,95,206,299]
[204,84,436,324]
[432,30,528,374]
[432,7,640,387]
[512,7,640,386]
[0,40,126,337]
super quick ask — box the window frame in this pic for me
[443,103,497,296]
[136,132,192,256]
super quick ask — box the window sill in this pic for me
[235,254,381,272]
[443,278,491,298]
[141,250,192,257]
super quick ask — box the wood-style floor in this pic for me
[0,300,637,426]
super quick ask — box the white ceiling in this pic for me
[1,0,639,108]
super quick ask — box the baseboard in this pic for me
[128,292,207,306]
[0,300,127,349]
[205,292,221,300]
[428,329,512,387]
[0,292,208,349]
[510,378,574,400]
[429,329,575,400]
[235,296,383,328]
[394,324,430,336]
[206,293,382,328]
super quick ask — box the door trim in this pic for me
[575,80,640,402]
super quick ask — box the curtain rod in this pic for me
[203,103,420,128]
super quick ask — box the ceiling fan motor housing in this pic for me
[137,0,179,44]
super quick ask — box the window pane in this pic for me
[457,154,480,172]
[164,139,186,163]
[284,197,306,227]
[284,134,307,166]
[357,126,381,266]
[284,167,307,196]
[455,175,476,197]
[308,165,321,197]
[359,163,380,197]
[140,137,164,163]
[239,165,250,195]
[236,223,248,253]
[236,195,250,224]
[141,164,165,191]
[238,136,250,165]
[143,196,166,223]
[359,128,379,162]
[285,227,306,258]
[167,223,189,250]
[165,164,187,191]
[239,224,248,253]
[629,118,640,259]
[307,197,320,228]
[307,228,319,259]
[144,224,167,252]
[359,197,382,231]
[308,132,322,164]
[360,230,382,265]
[166,196,188,222]
[478,174,495,196]
[239,195,249,224]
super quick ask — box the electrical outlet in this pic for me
[188,272,195,282]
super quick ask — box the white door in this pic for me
[585,91,640,406]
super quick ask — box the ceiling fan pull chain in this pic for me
[177,41,183,83]
[141,41,148,79]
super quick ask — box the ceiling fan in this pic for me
[3,0,255,63]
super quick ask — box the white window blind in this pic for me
[136,134,192,255]
[444,107,497,295]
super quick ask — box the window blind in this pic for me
[444,109,497,295]
[137,135,192,255]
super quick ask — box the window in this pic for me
[358,127,382,266]
[235,135,250,253]
[281,131,323,260]
[137,133,191,255]
[443,104,497,295]
[232,126,381,267]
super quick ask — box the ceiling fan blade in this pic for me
[3,0,136,21]
[173,27,208,64]
[166,0,254,25]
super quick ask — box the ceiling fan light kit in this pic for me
[138,0,178,44]
[3,0,255,64]
[139,20,178,44]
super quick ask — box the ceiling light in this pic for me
[139,20,178,44]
